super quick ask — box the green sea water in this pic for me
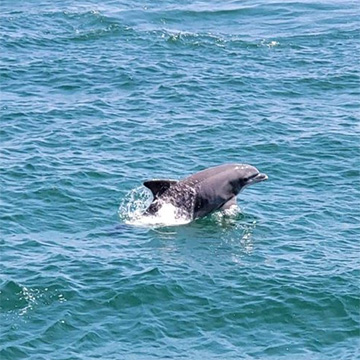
[1,0,359,359]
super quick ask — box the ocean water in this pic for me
[1,0,359,359]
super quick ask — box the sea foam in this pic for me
[119,187,191,227]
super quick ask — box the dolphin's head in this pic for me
[232,164,268,193]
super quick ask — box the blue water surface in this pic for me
[1,0,359,359]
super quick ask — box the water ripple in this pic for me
[1,0,359,359]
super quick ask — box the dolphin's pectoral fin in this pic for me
[220,197,237,210]
[143,179,178,198]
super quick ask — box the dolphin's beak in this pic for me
[251,173,268,183]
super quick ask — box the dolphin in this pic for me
[143,163,267,220]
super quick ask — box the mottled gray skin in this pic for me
[144,163,268,220]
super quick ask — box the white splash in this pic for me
[129,203,191,227]
[222,204,240,217]
[18,286,36,316]
[261,39,280,48]
[118,187,191,227]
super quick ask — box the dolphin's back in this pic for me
[183,163,239,186]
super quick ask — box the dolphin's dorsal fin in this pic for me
[143,179,178,198]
